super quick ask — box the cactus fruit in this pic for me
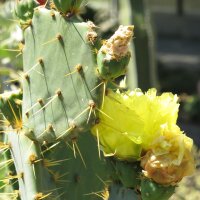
[53,0,84,15]
[141,179,175,200]
[15,0,39,25]
[97,25,133,80]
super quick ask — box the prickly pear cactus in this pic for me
[0,0,195,200]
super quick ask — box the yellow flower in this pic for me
[92,88,180,159]
[91,88,195,183]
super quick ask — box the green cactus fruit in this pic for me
[53,0,84,15]
[22,8,103,143]
[141,179,175,200]
[97,25,133,80]
[0,90,22,129]
[15,0,39,24]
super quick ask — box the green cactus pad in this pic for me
[53,0,84,15]
[141,179,176,200]
[44,131,110,200]
[6,131,59,200]
[22,8,102,143]
[115,160,141,189]
[108,183,139,200]
[15,0,39,23]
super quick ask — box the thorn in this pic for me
[25,101,40,115]
[38,124,54,138]
[73,106,90,121]
[28,154,42,165]
[3,78,21,84]
[56,125,75,140]
[43,158,69,167]
[42,141,60,154]
[34,192,52,200]
[25,61,40,75]
[65,64,83,77]
[90,81,105,92]
[50,171,69,183]
[0,142,10,151]
[31,93,59,117]
[96,128,101,159]
[0,159,13,170]
[96,107,113,120]
[42,34,62,46]
[1,49,21,52]
[87,100,96,124]
[7,99,23,131]
[72,140,87,168]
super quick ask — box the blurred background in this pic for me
[0,0,200,199]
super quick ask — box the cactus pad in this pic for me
[22,8,103,143]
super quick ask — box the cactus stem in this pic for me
[42,34,62,46]
[43,158,69,167]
